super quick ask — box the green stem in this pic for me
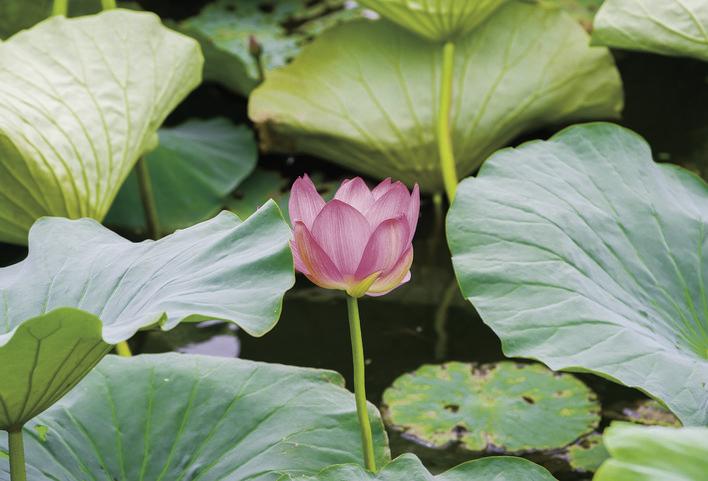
[135,157,161,240]
[437,41,458,204]
[115,340,132,357]
[8,429,26,481]
[101,0,117,9]
[346,295,377,472]
[51,0,69,16]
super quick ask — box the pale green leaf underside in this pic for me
[250,2,622,192]
[594,423,708,481]
[382,362,599,452]
[447,122,708,426]
[106,118,258,235]
[0,9,203,245]
[0,202,294,428]
[357,0,510,41]
[279,453,557,481]
[592,0,708,62]
[0,353,390,481]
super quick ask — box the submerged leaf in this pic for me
[0,202,294,429]
[594,423,708,481]
[0,353,390,480]
[179,0,363,96]
[356,0,510,41]
[592,0,708,62]
[250,2,622,192]
[447,122,708,426]
[0,10,203,244]
[382,362,600,453]
[280,453,558,481]
[106,118,257,235]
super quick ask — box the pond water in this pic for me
[0,47,704,481]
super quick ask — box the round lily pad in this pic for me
[565,433,609,473]
[382,362,600,453]
[606,399,681,427]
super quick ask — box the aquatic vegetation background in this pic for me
[0,0,706,480]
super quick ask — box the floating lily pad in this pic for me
[447,122,708,426]
[593,0,708,62]
[0,353,390,480]
[594,423,708,481]
[279,453,558,481]
[382,362,600,453]
[250,2,622,192]
[565,433,609,473]
[106,118,257,235]
[356,0,509,41]
[179,0,363,96]
[606,399,682,427]
[0,10,203,245]
[0,201,293,429]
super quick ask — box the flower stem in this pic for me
[437,41,458,204]
[101,0,117,9]
[8,429,26,481]
[51,0,68,16]
[115,341,132,357]
[135,157,161,240]
[346,295,377,472]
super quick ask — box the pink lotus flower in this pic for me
[289,175,420,298]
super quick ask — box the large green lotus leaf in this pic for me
[382,362,599,453]
[0,9,203,245]
[0,353,390,480]
[106,118,257,235]
[356,0,509,41]
[592,0,708,62]
[0,202,294,429]
[278,453,558,481]
[249,2,622,193]
[594,423,708,481]
[447,122,708,426]
[179,0,362,96]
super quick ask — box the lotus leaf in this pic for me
[106,118,257,235]
[179,0,362,96]
[356,0,509,41]
[593,0,708,62]
[0,10,203,244]
[594,423,708,481]
[278,453,558,481]
[0,353,389,480]
[447,122,708,425]
[382,362,600,452]
[250,2,622,192]
[0,201,293,429]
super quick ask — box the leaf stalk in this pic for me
[346,295,377,472]
[8,428,26,481]
[135,156,161,240]
[437,41,458,203]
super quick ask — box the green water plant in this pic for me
[593,423,708,481]
[0,9,203,245]
[250,2,622,196]
[277,453,558,481]
[107,118,258,236]
[447,122,708,426]
[382,362,600,453]
[593,0,708,62]
[0,202,294,479]
[0,353,389,480]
